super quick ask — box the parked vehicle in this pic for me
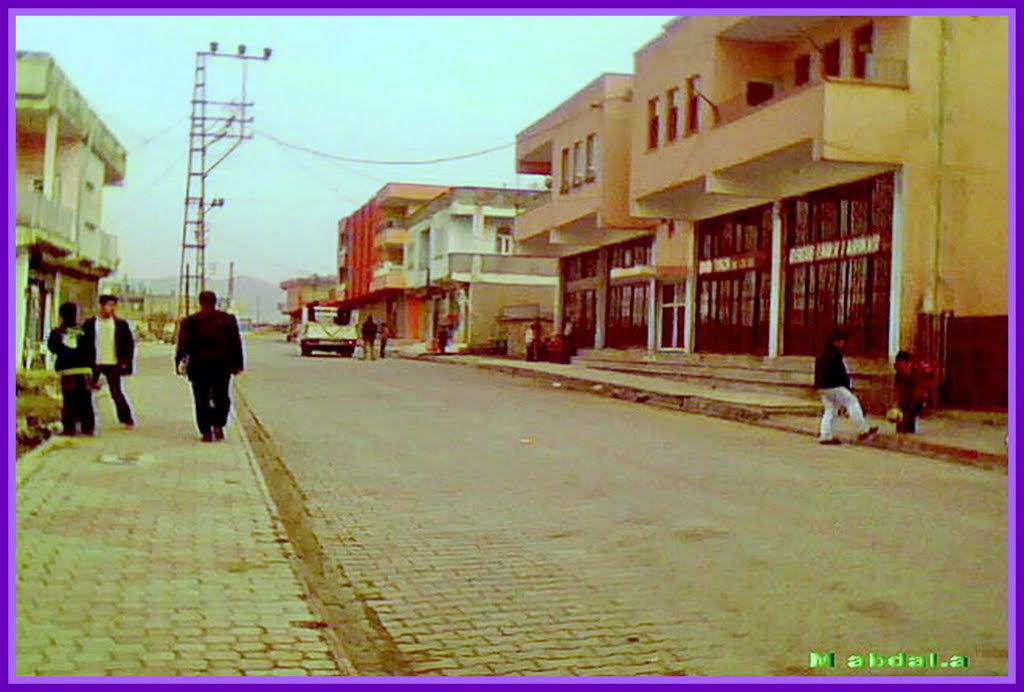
[297,304,360,357]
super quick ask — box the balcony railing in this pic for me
[714,58,908,128]
[372,261,403,278]
[15,181,75,243]
[76,226,119,269]
[445,253,559,278]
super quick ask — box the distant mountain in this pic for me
[112,275,289,324]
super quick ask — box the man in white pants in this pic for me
[814,330,878,445]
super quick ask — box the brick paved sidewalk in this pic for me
[15,345,351,677]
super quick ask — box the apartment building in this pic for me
[628,16,1008,406]
[15,52,127,369]
[404,187,558,348]
[337,183,449,335]
[514,73,660,351]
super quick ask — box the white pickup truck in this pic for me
[298,304,360,357]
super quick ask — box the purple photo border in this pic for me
[6,2,1018,688]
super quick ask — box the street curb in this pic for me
[235,388,412,676]
[15,435,77,490]
[400,353,1008,473]
[234,402,358,677]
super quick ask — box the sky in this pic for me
[15,13,676,286]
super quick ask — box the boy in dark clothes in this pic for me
[893,350,927,434]
[47,303,96,436]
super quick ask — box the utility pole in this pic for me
[177,42,271,319]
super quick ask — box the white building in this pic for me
[15,52,127,368]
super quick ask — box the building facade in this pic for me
[628,15,1008,405]
[630,16,1008,352]
[337,183,449,335]
[15,52,127,368]
[279,274,339,331]
[514,73,661,351]
[405,187,558,349]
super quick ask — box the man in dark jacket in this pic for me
[82,294,135,427]
[361,315,378,360]
[47,303,95,436]
[814,330,878,445]
[175,291,244,443]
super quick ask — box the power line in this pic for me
[104,149,188,229]
[256,129,515,166]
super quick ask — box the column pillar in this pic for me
[683,223,697,352]
[43,112,59,201]
[15,250,29,369]
[594,247,609,349]
[768,201,784,358]
[647,276,658,351]
[889,168,906,360]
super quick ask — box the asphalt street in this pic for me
[236,336,1007,677]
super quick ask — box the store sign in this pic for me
[698,253,761,275]
[788,234,881,266]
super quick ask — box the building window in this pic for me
[794,53,811,86]
[853,22,874,79]
[611,237,652,268]
[823,39,841,78]
[647,97,660,149]
[584,134,597,182]
[572,141,584,187]
[560,147,570,194]
[746,81,775,107]
[685,76,701,135]
[666,88,680,142]
[496,226,513,255]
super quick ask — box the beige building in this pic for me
[514,73,659,350]
[628,15,1008,406]
[279,274,339,327]
[15,52,127,368]
[405,187,558,350]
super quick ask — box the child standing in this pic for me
[892,350,927,434]
[47,302,95,436]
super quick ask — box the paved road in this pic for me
[237,337,1007,677]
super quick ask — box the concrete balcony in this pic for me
[17,52,127,184]
[370,262,406,291]
[15,182,76,255]
[632,75,910,221]
[435,253,559,285]
[375,227,409,248]
[73,226,119,272]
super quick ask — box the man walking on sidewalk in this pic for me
[175,291,245,443]
[815,330,878,446]
[361,315,378,361]
[47,303,96,436]
[82,295,135,428]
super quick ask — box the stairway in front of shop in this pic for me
[573,349,894,414]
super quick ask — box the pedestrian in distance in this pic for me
[175,291,245,443]
[524,322,536,362]
[361,315,378,360]
[814,330,878,445]
[437,324,448,355]
[82,294,135,428]
[890,350,928,434]
[379,321,390,359]
[564,319,577,358]
[47,302,96,436]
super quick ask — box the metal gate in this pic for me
[784,174,893,356]
[695,205,772,354]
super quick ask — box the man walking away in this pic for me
[83,294,135,427]
[814,330,878,445]
[47,303,95,436]
[361,315,378,360]
[175,291,244,443]
[379,321,390,359]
